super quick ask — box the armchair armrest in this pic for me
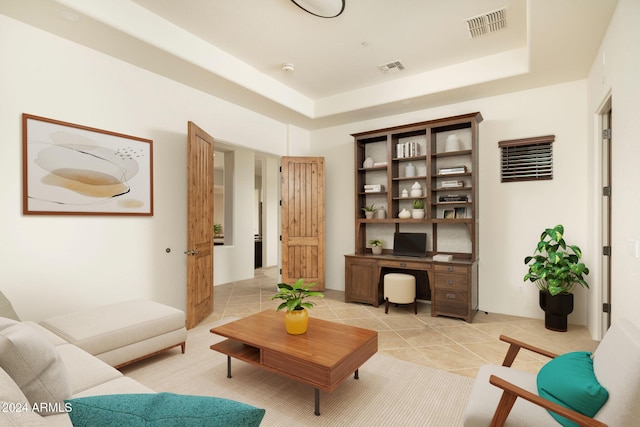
[489,375,607,427]
[499,335,559,367]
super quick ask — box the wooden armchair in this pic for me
[463,319,640,427]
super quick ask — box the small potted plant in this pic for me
[411,199,425,219]
[213,223,222,237]
[368,239,384,255]
[271,279,324,334]
[523,224,590,331]
[362,204,376,219]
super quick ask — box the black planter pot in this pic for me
[539,291,574,332]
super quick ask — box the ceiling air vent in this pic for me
[466,7,507,38]
[378,60,406,74]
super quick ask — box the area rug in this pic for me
[122,317,473,426]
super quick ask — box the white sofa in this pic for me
[1,319,156,426]
[1,292,267,427]
[0,293,177,426]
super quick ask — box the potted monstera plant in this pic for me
[524,224,590,331]
[272,279,324,335]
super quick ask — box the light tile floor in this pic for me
[209,267,599,378]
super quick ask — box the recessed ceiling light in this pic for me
[281,63,295,73]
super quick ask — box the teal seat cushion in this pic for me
[537,351,608,427]
[65,392,265,426]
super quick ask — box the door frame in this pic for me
[598,96,613,337]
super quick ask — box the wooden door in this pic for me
[281,157,325,290]
[186,122,214,329]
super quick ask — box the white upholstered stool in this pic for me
[383,273,417,314]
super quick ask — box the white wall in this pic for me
[213,149,256,284]
[263,157,280,267]
[0,15,291,320]
[586,0,640,331]
[311,81,593,326]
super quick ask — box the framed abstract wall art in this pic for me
[22,114,153,216]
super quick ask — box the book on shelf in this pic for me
[363,184,384,192]
[439,195,468,202]
[373,161,387,167]
[396,141,420,158]
[440,180,464,188]
[433,254,453,262]
[438,165,467,175]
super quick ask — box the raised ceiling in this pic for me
[0,0,617,129]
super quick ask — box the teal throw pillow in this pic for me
[537,351,608,427]
[65,392,265,427]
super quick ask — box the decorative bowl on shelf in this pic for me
[410,182,422,197]
[363,157,374,168]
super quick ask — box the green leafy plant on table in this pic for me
[272,278,324,312]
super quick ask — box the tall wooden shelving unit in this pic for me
[346,112,482,322]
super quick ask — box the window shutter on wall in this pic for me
[499,135,554,182]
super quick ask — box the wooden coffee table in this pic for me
[210,310,378,415]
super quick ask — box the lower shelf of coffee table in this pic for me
[210,339,261,364]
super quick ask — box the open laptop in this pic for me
[392,232,427,257]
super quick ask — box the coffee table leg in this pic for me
[226,355,232,378]
[314,388,320,416]
[354,368,359,380]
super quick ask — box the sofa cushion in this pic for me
[464,364,559,427]
[73,377,154,398]
[537,351,609,427]
[54,344,122,395]
[40,300,185,357]
[0,365,29,405]
[65,392,266,426]
[0,290,20,321]
[591,318,640,426]
[24,321,68,346]
[0,317,71,416]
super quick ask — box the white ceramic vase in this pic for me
[405,162,416,177]
[398,209,411,219]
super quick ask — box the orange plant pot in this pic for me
[285,308,309,334]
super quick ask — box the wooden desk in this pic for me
[344,254,478,322]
